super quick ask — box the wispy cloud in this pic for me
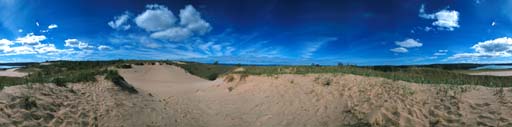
[301,37,337,59]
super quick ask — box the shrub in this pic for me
[51,77,66,87]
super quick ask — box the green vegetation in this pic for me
[233,65,512,87]
[0,60,126,89]
[1,60,512,89]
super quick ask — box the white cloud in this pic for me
[449,37,512,59]
[98,45,112,51]
[64,39,80,47]
[419,4,460,31]
[433,49,448,56]
[48,24,58,29]
[0,39,13,46]
[390,38,422,53]
[108,12,131,30]
[65,38,94,50]
[78,42,94,50]
[35,21,39,27]
[15,33,46,45]
[472,37,512,53]
[492,21,496,26]
[150,27,193,42]
[133,4,212,42]
[390,47,408,53]
[17,29,22,33]
[134,4,177,32]
[0,39,13,53]
[2,46,36,55]
[179,5,212,35]
[395,38,422,48]
[34,43,60,54]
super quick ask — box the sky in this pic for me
[1,0,512,65]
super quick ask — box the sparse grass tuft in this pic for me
[233,65,512,87]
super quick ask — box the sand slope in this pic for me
[0,64,511,126]
[119,65,512,127]
[0,78,176,127]
[0,69,27,77]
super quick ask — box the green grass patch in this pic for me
[0,60,127,89]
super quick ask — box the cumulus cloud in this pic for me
[48,24,58,29]
[419,4,460,31]
[133,4,212,42]
[390,38,422,53]
[64,39,80,47]
[65,39,94,50]
[390,47,408,53]
[0,39,13,46]
[449,37,512,59]
[108,12,131,30]
[395,38,423,48]
[179,5,212,35]
[15,33,46,45]
[34,43,60,54]
[0,39,70,56]
[98,45,112,51]
[134,4,177,32]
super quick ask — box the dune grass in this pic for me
[1,60,511,89]
[232,65,512,87]
[0,60,127,89]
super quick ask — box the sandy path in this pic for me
[469,70,512,76]
[0,69,27,77]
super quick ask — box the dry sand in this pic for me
[0,64,511,126]
[470,70,512,76]
[0,69,27,77]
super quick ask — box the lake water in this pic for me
[470,65,512,70]
[0,66,21,69]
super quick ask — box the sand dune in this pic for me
[0,65,511,126]
[119,65,512,126]
[0,69,27,77]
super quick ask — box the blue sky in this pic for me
[1,0,512,65]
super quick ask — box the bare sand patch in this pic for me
[0,69,27,77]
[469,70,512,76]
